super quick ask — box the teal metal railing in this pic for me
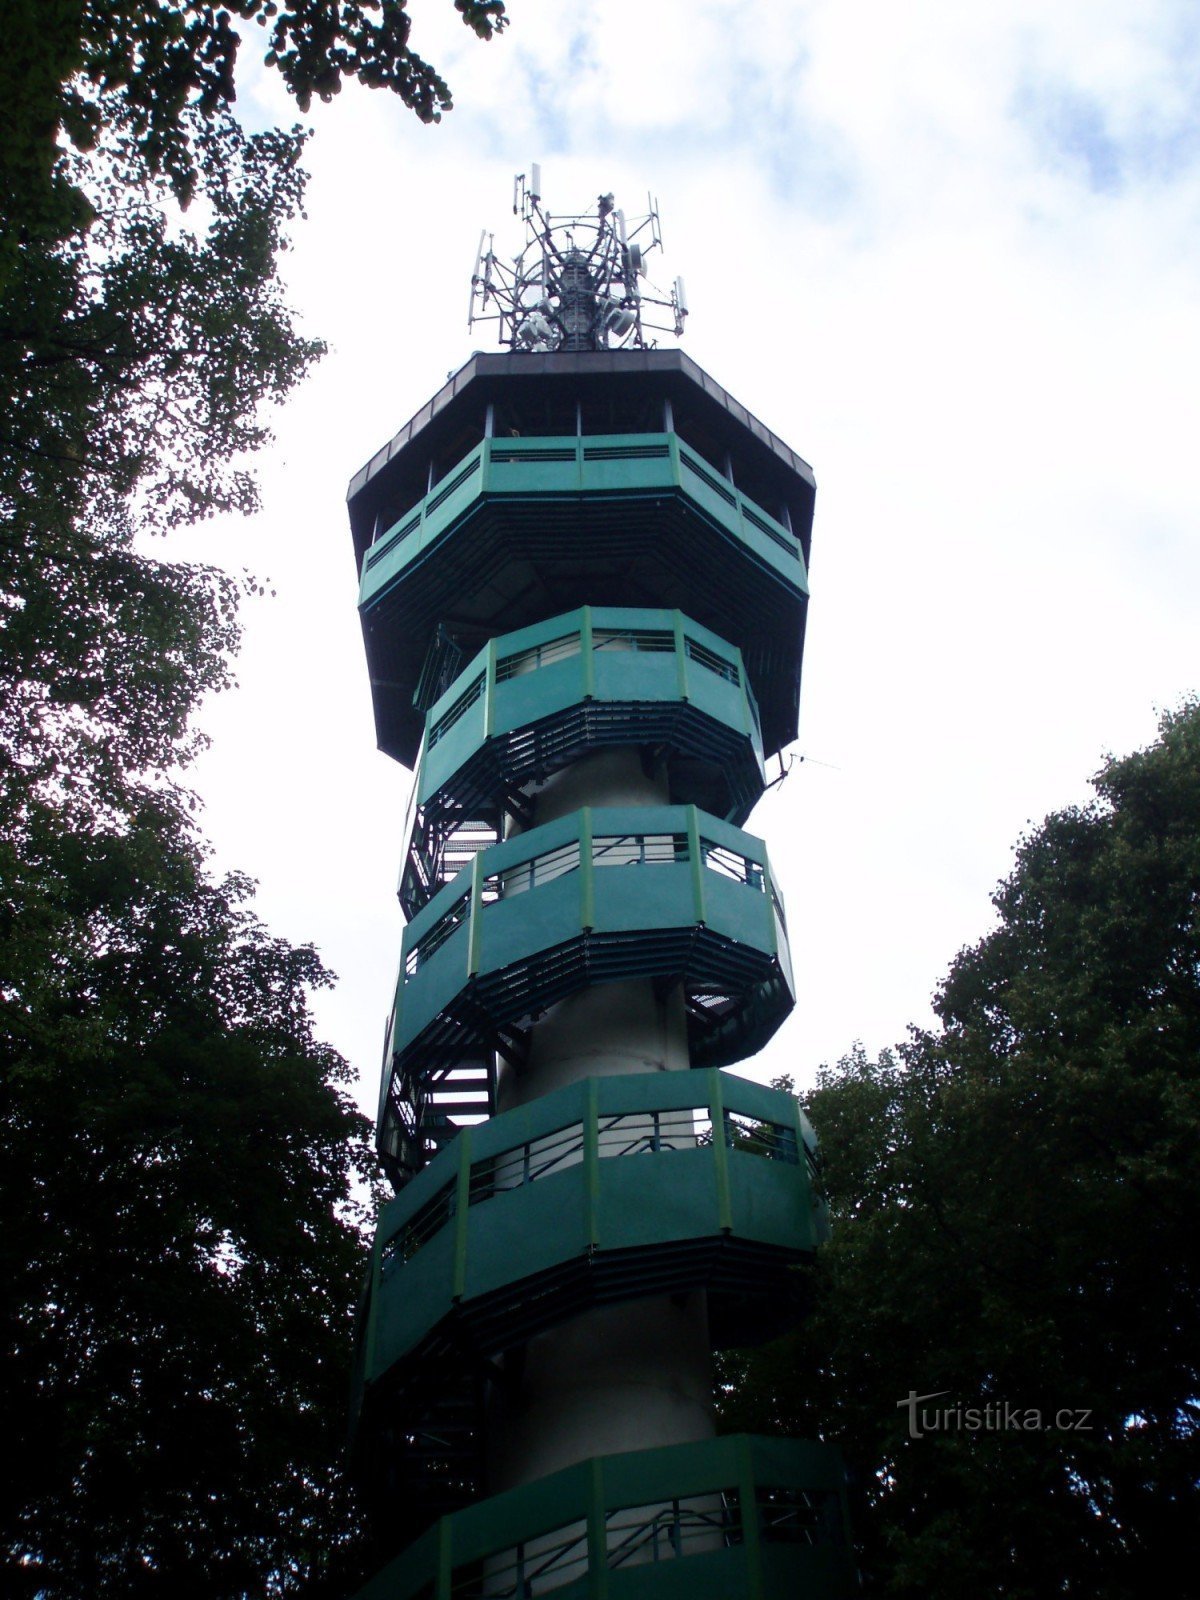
[416,606,763,810]
[393,805,790,1052]
[357,1433,854,1600]
[358,1070,828,1393]
[376,1068,822,1278]
[359,434,808,612]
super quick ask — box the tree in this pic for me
[1,3,509,821]
[1,3,508,1593]
[1,801,381,1598]
[1,114,316,841]
[721,702,1200,1597]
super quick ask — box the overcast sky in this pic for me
[171,1,1200,1114]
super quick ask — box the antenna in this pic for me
[673,276,688,337]
[468,170,691,354]
[468,229,488,328]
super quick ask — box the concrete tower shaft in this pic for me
[492,742,711,1497]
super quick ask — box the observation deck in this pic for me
[347,352,815,765]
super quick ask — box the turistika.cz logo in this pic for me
[897,1390,1094,1440]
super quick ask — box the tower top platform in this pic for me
[346,348,816,572]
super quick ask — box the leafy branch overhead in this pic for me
[3,1,507,248]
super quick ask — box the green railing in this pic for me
[392,805,791,1055]
[416,606,763,810]
[355,1434,854,1600]
[359,1071,827,1391]
[358,433,808,614]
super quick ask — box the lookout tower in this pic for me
[347,174,853,1597]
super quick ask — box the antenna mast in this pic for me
[469,168,688,352]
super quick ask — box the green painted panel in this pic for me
[373,1227,456,1373]
[588,649,675,701]
[609,1548,753,1600]
[759,1545,855,1595]
[726,1151,815,1251]
[373,1071,819,1247]
[485,435,581,493]
[589,867,696,935]
[416,703,488,805]
[394,928,470,1044]
[702,872,774,948]
[489,653,585,728]
[685,665,749,730]
[596,1149,722,1248]
[463,1167,590,1299]
[473,872,586,972]
[375,1156,449,1245]
[578,450,675,493]
[579,444,672,492]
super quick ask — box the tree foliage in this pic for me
[1,802,378,1598]
[2,2,509,812]
[1,116,315,844]
[722,702,1200,1597]
[1,1,510,1593]
[0,100,377,1600]
[2,0,507,267]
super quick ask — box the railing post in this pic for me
[794,1095,825,1245]
[484,637,498,740]
[737,1437,765,1600]
[784,1090,804,1172]
[581,605,595,699]
[708,1067,733,1233]
[738,646,756,740]
[587,1456,609,1598]
[363,1211,383,1385]
[672,610,688,702]
[467,852,485,978]
[436,1511,453,1600]
[451,1125,473,1302]
[734,484,748,551]
[580,806,595,931]
[760,855,779,957]
[584,1077,600,1249]
[686,807,706,927]
[666,424,680,490]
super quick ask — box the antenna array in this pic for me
[469,167,688,352]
